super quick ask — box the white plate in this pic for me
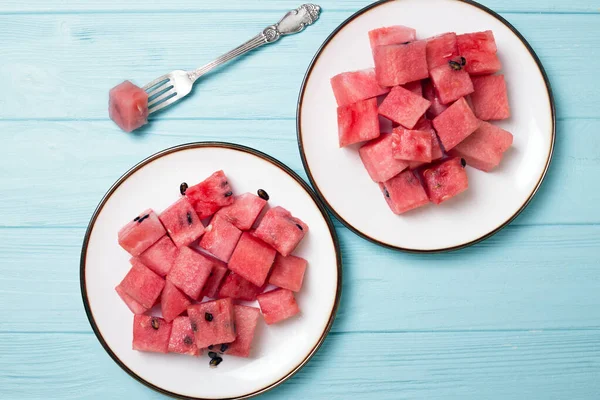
[80,143,342,399]
[297,0,555,252]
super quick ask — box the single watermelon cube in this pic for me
[330,69,390,107]
[168,316,199,356]
[373,41,429,86]
[402,80,423,97]
[214,193,267,231]
[218,272,262,301]
[378,86,431,129]
[198,215,243,262]
[109,80,148,133]
[423,79,448,118]
[448,121,513,172]
[161,280,192,322]
[426,32,459,70]
[118,259,165,309]
[422,157,469,204]
[432,97,481,151]
[220,305,261,358]
[429,61,474,105]
[228,232,277,287]
[469,74,510,120]
[118,209,166,257]
[392,128,433,162]
[457,31,502,75]
[135,236,179,277]
[133,315,172,354]
[268,254,308,292]
[185,170,234,219]
[379,169,429,214]
[359,133,409,182]
[337,98,380,147]
[167,246,213,300]
[159,198,205,248]
[201,259,229,299]
[414,118,444,160]
[257,289,300,325]
[368,25,416,51]
[254,206,308,257]
[188,298,236,349]
[115,284,148,315]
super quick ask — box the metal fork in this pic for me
[142,4,321,114]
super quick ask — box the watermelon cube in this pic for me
[423,79,448,118]
[215,192,267,231]
[109,80,148,133]
[188,298,236,348]
[228,232,277,287]
[185,170,234,219]
[414,118,444,160]
[379,169,429,214]
[198,215,242,262]
[392,128,433,163]
[132,315,172,354]
[118,209,166,257]
[136,236,179,277]
[402,81,423,97]
[268,254,308,292]
[118,259,165,309]
[432,97,481,151]
[469,75,510,120]
[201,259,229,299]
[218,272,262,301]
[378,86,431,129]
[115,284,148,315]
[426,32,459,70]
[220,305,261,358]
[161,280,192,322]
[368,25,416,51]
[167,246,213,300]
[254,206,308,257]
[448,121,513,172]
[168,316,199,356]
[337,98,380,147]
[373,41,429,86]
[422,157,469,204]
[330,69,390,107]
[457,31,502,75]
[359,133,409,182]
[257,289,300,325]
[159,198,205,248]
[429,61,474,105]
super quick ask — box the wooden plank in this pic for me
[0,12,598,120]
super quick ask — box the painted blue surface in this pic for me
[1,1,599,399]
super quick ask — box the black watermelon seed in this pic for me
[220,344,229,353]
[208,351,219,359]
[257,189,269,201]
[151,318,159,330]
[448,60,462,70]
[461,158,467,167]
[401,41,411,45]
[180,182,188,195]
[205,312,213,322]
[183,336,193,346]
[209,356,223,367]
[137,214,149,223]
[224,191,233,198]
[384,188,390,198]
[191,321,198,332]
[460,56,467,66]
[208,345,214,350]
[186,212,193,225]
[133,216,140,222]
[296,223,303,231]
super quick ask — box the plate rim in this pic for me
[79,141,343,400]
[296,0,556,253]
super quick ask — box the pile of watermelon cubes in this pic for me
[116,171,308,364]
[332,27,513,214]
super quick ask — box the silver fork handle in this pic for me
[188,3,321,82]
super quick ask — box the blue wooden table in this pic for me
[1,0,599,399]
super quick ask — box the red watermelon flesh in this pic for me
[115,284,148,315]
[457,31,502,75]
[429,61,474,105]
[218,272,262,301]
[133,315,172,354]
[118,209,166,257]
[228,232,277,287]
[215,192,267,231]
[167,246,213,300]
[268,254,308,292]
[330,69,390,107]
[161,280,192,322]
[159,198,205,248]
[423,79,448,118]
[168,316,200,356]
[368,25,416,51]
[257,289,300,325]
[198,215,242,262]
[392,128,433,163]
[422,157,469,204]
[337,98,380,147]
[414,118,444,160]
[220,305,261,358]
[379,169,429,214]
[185,170,234,219]
[378,85,431,129]
[359,133,409,182]
[402,80,423,97]
[188,298,236,348]
[254,206,308,257]
[426,32,459,70]
[136,235,179,277]
[470,74,510,120]
[201,261,229,299]
[448,121,513,172]
[373,41,429,86]
[432,97,481,151]
[109,80,148,133]
[119,259,165,309]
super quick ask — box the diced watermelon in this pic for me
[429,61,474,104]
[359,134,409,182]
[469,75,510,120]
[392,128,433,162]
[188,298,236,348]
[422,158,469,204]
[337,98,380,147]
[214,193,267,231]
[200,262,228,300]
[426,32,459,70]
[228,232,277,287]
[161,280,192,322]
[254,206,308,257]
[378,86,431,129]
[268,254,308,292]
[402,81,423,97]
[109,81,148,133]
[133,315,172,354]
[423,79,448,118]
[458,31,498,53]
[373,41,429,86]
[118,259,165,309]
[432,97,481,151]
[414,118,444,160]
[167,246,213,300]
[159,198,205,248]
[368,25,416,51]
[118,209,166,257]
[198,215,243,262]
[448,121,513,172]
[135,236,179,277]
[115,284,148,315]
[185,171,234,219]
[257,289,300,325]
[457,31,502,75]
[168,316,200,356]
[379,170,429,214]
[330,69,390,107]
[220,305,261,358]
[218,272,262,301]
